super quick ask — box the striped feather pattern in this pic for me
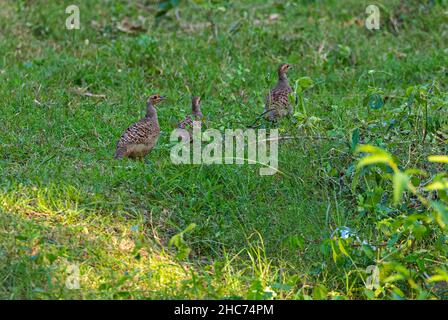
[115,118,160,159]
[265,84,292,121]
[264,64,293,121]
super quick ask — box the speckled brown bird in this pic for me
[114,94,166,160]
[177,96,203,141]
[264,63,293,121]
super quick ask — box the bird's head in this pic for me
[147,93,166,106]
[278,63,292,76]
[191,96,202,116]
[192,96,201,108]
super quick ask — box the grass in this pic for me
[0,0,447,299]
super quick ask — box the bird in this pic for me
[114,94,166,160]
[177,96,203,142]
[264,63,293,121]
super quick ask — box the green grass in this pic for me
[0,0,447,299]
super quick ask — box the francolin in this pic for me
[114,94,166,160]
[177,96,203,142]
[264,63,293,121]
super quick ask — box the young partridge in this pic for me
[264,63,293,121]
[114,94,166,160]
[177,96,203,141]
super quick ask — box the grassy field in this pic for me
[0,0,447,299]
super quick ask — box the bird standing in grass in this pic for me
[177,96,203,142]
[114,94,166,160]
[264,63,293,121]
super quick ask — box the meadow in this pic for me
[0,0,447,299]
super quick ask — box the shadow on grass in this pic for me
[0,162,330,299]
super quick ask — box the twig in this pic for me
[265,135,339,142]
[71,87,106,98]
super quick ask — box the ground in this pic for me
[0,0,447,299]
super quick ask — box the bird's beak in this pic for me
[155,96,167,105]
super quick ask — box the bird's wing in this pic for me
[116,120,151,147]
[265,87,291,110]
[177,115,193,129]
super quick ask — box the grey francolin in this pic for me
[114,94,166,160]
[264,63,293,121]
[177,96,203,141]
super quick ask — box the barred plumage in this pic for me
[264,63,293,121]
[114,94,165,160]
[177,96,203,142]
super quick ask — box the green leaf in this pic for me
[168,223,197,260]
[168,233,182,248]
[355,145,378,154]
[297,76,314,89]
[393,171,409,205]
[284,235,305,250]
[428,155,448,163]
[405,86,416,97]
[338,239,350,257]
[156,0,181,18]
[383,273,405,283]
[355,144,390,156]
[364,289,375,299]
[45,253,58,263]
[176,246,191,260]
[313,284,328,300]
[350,128,360,152]
[368,93,384,110]
[361,245,375,259]
[427,269,448,282]
[412,224,427,239]
[431,201,448,229]
[424,180,448,191]
[404,168,427,176]
[357,154,392,169]
[330,240,338,263]
[184,223,197,233]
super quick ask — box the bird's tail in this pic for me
[114,146,127,159]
